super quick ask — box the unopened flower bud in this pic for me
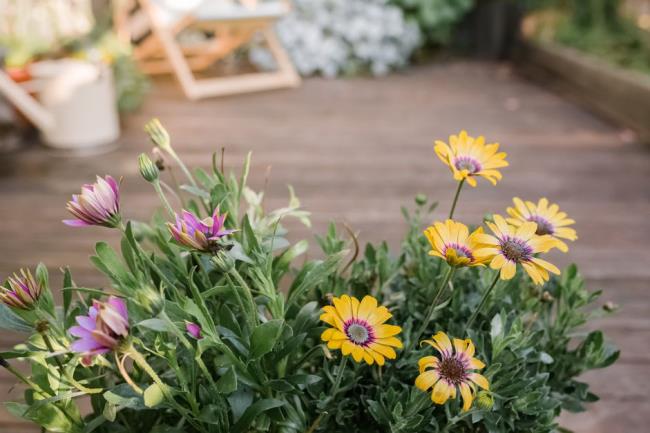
[144,118,171,151]
[541,291,554,303]
[415,194,427,206]
[185,322,203,339]
[135,286,164,315]
[138,153,159,183]
[212,250,235,273]
[1,268,44,310]
[475,391,494,410]
[603,301,619,312]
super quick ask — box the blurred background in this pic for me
[0,1,649,432]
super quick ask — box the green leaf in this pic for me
[250,319,284,359]
[91,242,134,291]
[287,250,347,306]
[62,267,73,324]
[136,318,169,332]
[231,398,284,433]
[0,304,32,333]
[143,383,164,408]
[103,385,146,410]
[6,401,80,433]
[216,366,237,394]
[102,402,117,422]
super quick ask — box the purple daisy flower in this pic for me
[185,322,202,339]
[69,296,129,366]
[0,268,43,310]
[167,207,235,253]
[63,175,121,228]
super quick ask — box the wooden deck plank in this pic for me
[0,61,648,432]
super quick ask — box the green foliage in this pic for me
[392,0,475,46]
[533,0,650,74]
[0,149,616,433]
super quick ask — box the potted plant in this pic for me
[0,121,617,432]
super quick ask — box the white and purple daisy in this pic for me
[63,175,121,228]
[69,296,129,366]
[167,208,235,253]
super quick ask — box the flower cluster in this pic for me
[1,123,604,433]
[266,0,421,77]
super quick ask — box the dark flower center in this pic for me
[453,156,482,174]
[445,243,474,260]
[344,320,375,346]
[500,237,532,262]
[528,215,555,235]
[438,356,467,386]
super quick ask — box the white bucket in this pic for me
[32,60,120,149]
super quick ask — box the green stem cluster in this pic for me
[409,266,456,352]
[465,272,501,331]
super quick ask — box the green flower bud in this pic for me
[212,250,235,273]
[475,391,494,410]
[138,153,159,183]
[541,291,554,303]
[415,194,427,206]
[135,286,164,315]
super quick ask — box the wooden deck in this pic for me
[0,61,648,432]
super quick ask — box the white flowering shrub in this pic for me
[252,0,421,77]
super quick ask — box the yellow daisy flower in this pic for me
[434,130,508,187]
[320,295,403,366]
[474,215,561,285]
[424,220,488,267]
[415,331,489,411]
[506,197,578,252]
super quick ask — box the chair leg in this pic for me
[262,27,301,87]
[138,0,201,99]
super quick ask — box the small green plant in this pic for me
[0,123,617,432]
[392,0,475,46]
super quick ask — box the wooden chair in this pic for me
[114,0,300,100]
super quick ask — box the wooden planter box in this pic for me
[515,39,650,144]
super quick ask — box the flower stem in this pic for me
[310,355,348,431]
[227,269,259,327]
[330,355,348,399]
[39,331,65,373]
[127,346,207,433]
[448,179,465,219]
[153,180,176,218]
[408,266,456,352]
[465,272,501,332]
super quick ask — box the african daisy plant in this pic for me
[0,124,617,433]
